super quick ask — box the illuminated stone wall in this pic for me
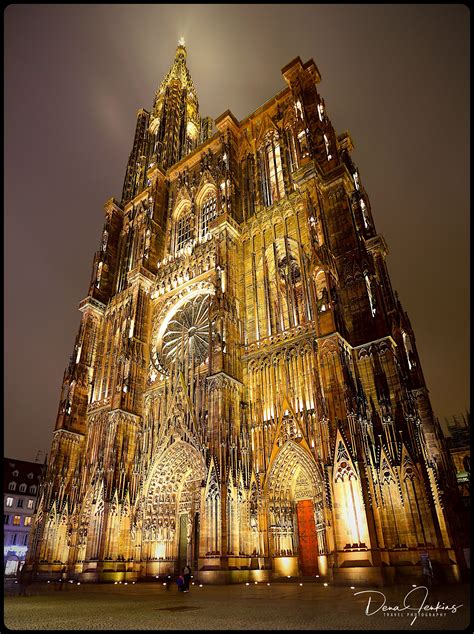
[27,44,464,585]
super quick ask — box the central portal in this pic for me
[266,440,324,577]
[296,499,319,576]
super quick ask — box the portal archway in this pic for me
[265,441,324,576]
[141,441,206,573]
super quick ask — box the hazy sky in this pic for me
[4,5,469,462]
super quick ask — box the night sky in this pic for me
[5,5,469,462]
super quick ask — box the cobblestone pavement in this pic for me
[3,578,470,631]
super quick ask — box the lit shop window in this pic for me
[6,497,13,507]
[24,517,32,527]
[13,515,21,526]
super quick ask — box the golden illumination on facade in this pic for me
[27,44,464,586]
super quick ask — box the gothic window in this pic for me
[19,484,26,493]
[95,261,103,288]
[144,229,151,258]
[353,171,360,190]
[402,331,416,369]
[27,499,34,509]
[294,100,303,120]
[200,194,217,238]
[175,210,192,252]
[360,198,370,229]
[323,134,332,160]
[297,129,309,159]
[364,271,376,317]
[316,271,329,313]
[6,497,13,507]
[243,155,256,216]
[30,485,37,494]
[258,132,285,206]
[101,229,108,252]
[8,482,16,491]
[286,128,299,172]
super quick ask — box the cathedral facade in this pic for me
[28,43,462,585]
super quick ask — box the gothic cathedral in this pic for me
[28,43,462,585]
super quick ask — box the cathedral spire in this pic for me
[149,40,201,169]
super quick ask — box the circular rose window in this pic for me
[153,294,210,372]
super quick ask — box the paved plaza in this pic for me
[3,578,470,631]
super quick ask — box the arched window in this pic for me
[175,209,193,252]
[19,484,27,493]
[95,261,103,288]
[258,132,285,206]
[8,482,16,492]
[200,194,217,238]
[29,485,37,494]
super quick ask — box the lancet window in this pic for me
[200,193,217,238]
[258,132,285,206]
[175,210,193,252]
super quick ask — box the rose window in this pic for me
[159,294,210,369]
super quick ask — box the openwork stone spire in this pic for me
[149,40,201,169]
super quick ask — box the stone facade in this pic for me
[28,43,463,584]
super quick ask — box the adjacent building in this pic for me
[27,43,465,584]
[4,458,44,576]
[444,413,470,501]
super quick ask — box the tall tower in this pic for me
[28,44,464,585]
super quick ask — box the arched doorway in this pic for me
[141,441,206,576]
[265,440,324,577]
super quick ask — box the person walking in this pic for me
[18,565,30,597]
[183,564,191,592]
[420,552,434,588]
[57,566,67,591]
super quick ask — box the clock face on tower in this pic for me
[151,293,211,373]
